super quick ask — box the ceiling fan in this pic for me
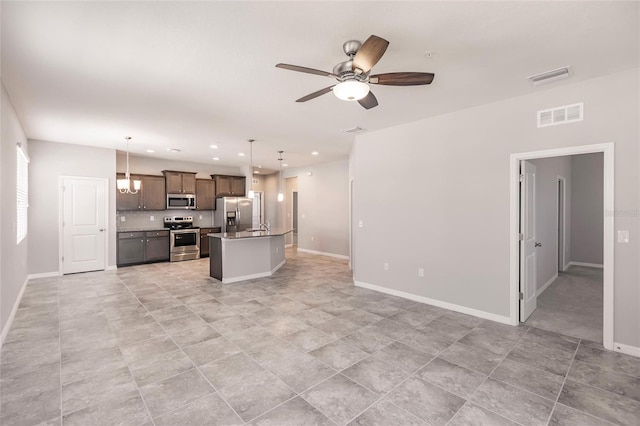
[276,35,434,110]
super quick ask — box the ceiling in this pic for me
[2,1,638,171]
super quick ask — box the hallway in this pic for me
[525,266,603,343]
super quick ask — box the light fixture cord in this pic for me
[125,136,131,180]
[249,140,253,192]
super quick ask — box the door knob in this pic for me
[535,242,542,247]
[99,229,105,232]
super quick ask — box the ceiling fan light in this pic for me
[333,81,370,101]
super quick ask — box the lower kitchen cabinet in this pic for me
[118,230,169,266]
[199,227,221,257]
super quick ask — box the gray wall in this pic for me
[352,68,639,347]
[571,153,604,265]
[284,160,349,257]
[530,156,572,291]
[117,153,242,179]
[28,140,117,275]
[1,83,29,336]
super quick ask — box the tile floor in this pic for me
[1,249,639,426]
[525,266,603,343]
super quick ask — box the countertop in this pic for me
[117,228,167,233]
[208,228,293,240]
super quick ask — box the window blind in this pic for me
[16,144,29,244]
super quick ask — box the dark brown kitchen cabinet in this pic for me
[199,227,221,257]
[196,179,216,210]
[117,232,145,265]
[163,171,196,194]
[116,174,166,211]
[145,230,170,261]
[211,175,246,197]
[117,230,169,266]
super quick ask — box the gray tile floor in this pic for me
[525,266,603,343]
[2,249,639,426]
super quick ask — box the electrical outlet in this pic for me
[418,268,425,277]
[276,247,279,253]
[311,236,314,241]
[150,215,154,221]
[358,220,363,228]
[199,215,203,220]
[120,216,125,222]
[384,262,389,271]
[618,230,629,243]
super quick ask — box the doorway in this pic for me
[59,176,109,274]
[252,191,263,229]
[292,191,298,246]
[557,177,567,272]
[510,143,614,350]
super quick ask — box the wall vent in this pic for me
[537,103,583,128]
[343,126,364,133]
[527,66,571,86]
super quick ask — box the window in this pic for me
[16,143,29,244]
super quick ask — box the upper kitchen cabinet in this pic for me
[211,175,246,197]
[163,171,196,194]
[116,174,166,211]
[196,179,216,210]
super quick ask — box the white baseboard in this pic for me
[105,265,118,271]
[1,276,29,347]
[536,273,558,298]
[285,244,293,248]
[354,280,512,325]
[613,342,640,358]
[27,271,61,280]
[222,260,286,284]
[297,248,349,260]
[568,261,603,269]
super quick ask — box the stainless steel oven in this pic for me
[169,228,200,262]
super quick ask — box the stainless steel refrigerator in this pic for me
[214,197,253,233]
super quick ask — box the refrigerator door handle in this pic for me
[236,208,240,229]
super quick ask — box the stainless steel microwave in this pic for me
[167,194,196,210]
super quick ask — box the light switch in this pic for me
[120,216,125,222]
[618,230,630,243]
[358,220,363,228]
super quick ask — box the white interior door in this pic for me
[520,161,538,321]
[63,177,106,274]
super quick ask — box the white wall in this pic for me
[284,159,349,257]
[1,83,29,338]
[352,68,639,347]
[28,140,117,275]
[117,153,242,179]
[571,153,604,265]
[530,156,572,291]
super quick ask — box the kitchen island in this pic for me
[208,228,292,283]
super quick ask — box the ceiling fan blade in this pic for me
[296,85,335,102]
[370,72,435,86]
[276,63,337,78]
[358,91,378,109]
[352,35,389,75]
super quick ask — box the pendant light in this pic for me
[277,150,284,202]
[117,136,141,194]
[247,139,255,198]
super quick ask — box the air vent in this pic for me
[343,126,364,133]
[537,103,583,128]
[527,66,571,86]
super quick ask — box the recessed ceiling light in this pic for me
[168,148,181,153]
[209,145,218,149]
[253,171,259,174]
[311,151,319,156]
[146,149,155,153]
[282,163,288,167]
[257,165,262,169]
[238,153,245,157]
[213,157,220,161]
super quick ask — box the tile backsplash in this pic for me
[116,210,216,230]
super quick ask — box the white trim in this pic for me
[105,265,118,271]
[297,248,349,260]
[1,277,28,347]
[221,259,285,284]
[536,273,558,298]
[27,271,61,280]
[567,261,603,269]
[613,342,640,358]
[510,142,614,349]
[59,176,110,275]
[285,244,293,248]
[355,280,512,325]
[557,176,567,272]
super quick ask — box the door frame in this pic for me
[290,190,298,246]
[557,176,568,272]
[509,142,614,350]
[58,176,110,274]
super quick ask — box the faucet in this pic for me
[260,221,271,231]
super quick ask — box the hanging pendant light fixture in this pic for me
[247,139,255,198]
[117,136,141,194]
[277,150,284,202]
